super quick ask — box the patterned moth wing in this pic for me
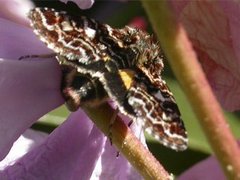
[130,37,188,150]
[28,8,138,69]
[127,66,188,151]
[127,80,187,151]
[28,7,103,63]
[28,7,188,151]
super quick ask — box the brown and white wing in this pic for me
[126,72,188,151]
[28,8,105,63]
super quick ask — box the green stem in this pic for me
[83,103,172,180]
[141,1,240,179]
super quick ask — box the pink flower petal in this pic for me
[59,0,94,9]
[171,1,240,111]
[92,124,142,179]
[0,129,47,170]
[0,59,64,160]
[0,110,105,179]
[178,156,225,180]
[197,47,240,111]
[0,18,52,60]
[0,15,64,160]
[0,0,33,26]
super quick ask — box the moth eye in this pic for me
[123,36,132,44]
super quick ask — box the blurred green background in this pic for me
[31,0,240,176]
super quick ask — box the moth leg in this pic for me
[61,65,107,111]
[107,108,119,145]
[127,120,133,127]
[107,108,121,157]
[18,53,56,60]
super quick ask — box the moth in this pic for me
[28,7,188,151]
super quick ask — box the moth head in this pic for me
[134,31,164,74]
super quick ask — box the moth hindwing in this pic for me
[29,7,188,151]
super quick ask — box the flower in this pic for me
[171,0,240,111]
[178,156,225,180]
[0,0,142,179]
[0,0,34,26]
[60,0,94,9]
[128,17,147,30]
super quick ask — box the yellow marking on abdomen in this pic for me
[118,69,135,89]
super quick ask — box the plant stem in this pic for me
[83,103,172,180]
[141,0,240,179]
